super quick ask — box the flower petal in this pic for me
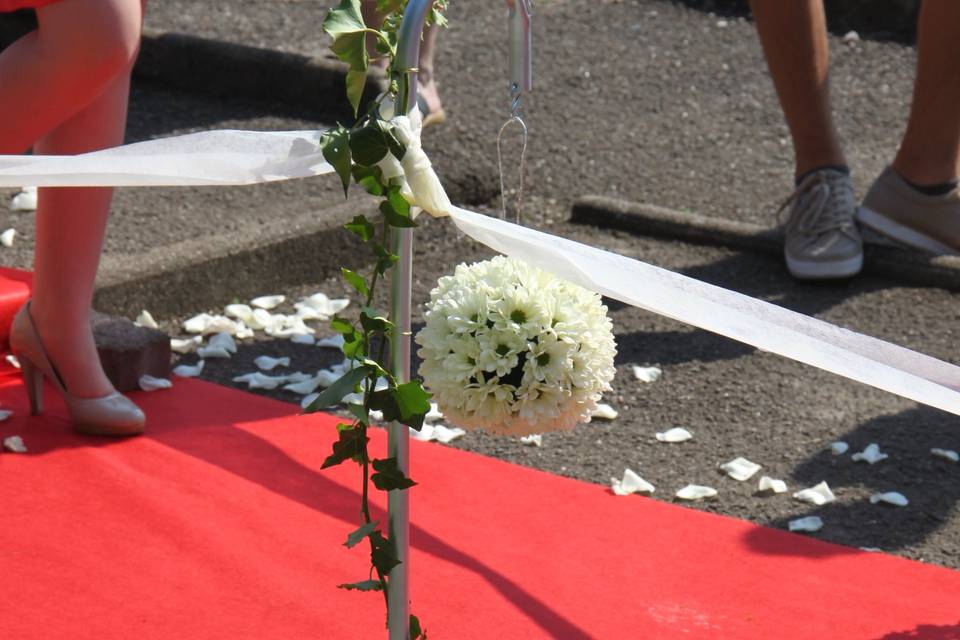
[173,361,205,377]
[719,457,761,481]
[135,310,159,330]
[758,476,788,493]
[2,435,26,453]
[788,516,823,533]
[611,469,655,496]
[852,443,888,464]
[675,484,717,500]
[870,492,909,507]
[792,481,836,506]
[251,295,285,310]
[139,374,172,392]
[632,365,662,383]
[655,427,692,443]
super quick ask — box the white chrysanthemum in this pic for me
[416,256,617,436]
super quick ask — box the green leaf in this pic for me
[359,306,394,334]
[344,520,379,548]
[349,123,389,167]
[323,0,366,38]
[368,382,431,430]
[387,186,411,218]
[379,200,417,228]
[341,267,369,298]
[337,579,383,592]
[381,122,406,161]
[330,316,354,335]
[373,245,400,276]
[320,125,352,197]
[410,615,426,640]
[369,530,401,575]
[344,213,377,240]
[345,68,367,117]
[342,331,366,359]
[320,426,368,469]
[306,365,373,412]
[371,457,417,491]
[350,168,384,198]
[347,402,369,425]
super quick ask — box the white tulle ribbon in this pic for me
[2,130,960,416]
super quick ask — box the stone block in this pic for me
[91,311,171,393]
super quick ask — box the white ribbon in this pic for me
[2,131,960,415]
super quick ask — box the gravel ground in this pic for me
[4,0,959,569]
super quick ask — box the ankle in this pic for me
[891,159,959,191]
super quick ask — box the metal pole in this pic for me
[389,2,432,638]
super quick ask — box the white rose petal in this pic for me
[173,361,204,377]
[254,355,290,371]
[931,448,959,462]
[793,481,836,506]
[758,476,788,493]
[369,410,384,423]
[431,424,466,444]
[197,346,231,359]
[135,310,159,330]
[842,30,860,43]
[294,293,350,320]
[410,424,435,442]
[675,484,717,500]
[789,516,823,533]
[316,334,345,350]
[0,228,16,247]
[831,441,849,455]
[139,375,172,392]
[232,371,290,390]
[720,457,762,481]
[183,313,247,336]
[291,334,316,345]
[0,409,12,421]
[11,186,37,211]
[284,375,325,395]
[655,427,692,443]
[251,295,285,310]
[171,336,202,354]
[870,492,909,507]
[852,443,888,465]
[301,392,320,410]
[208,332,237,354]
[2,435,26,453]
[590,403,618,420]
[632,365,662,383]
[520,434,543,447]
[425,402,444,423]
[860,547,882,553]
[611,469,656,496]
[5,354,19,369]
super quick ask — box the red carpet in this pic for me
[1,375,959,639]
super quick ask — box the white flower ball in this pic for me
[416,256,617,435]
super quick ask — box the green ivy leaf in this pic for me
[320,125,352,197]
[373,245,400,276]
[344,213,376,241]
[387,186,411,217]
[306,365,373,413]
[342,330,366,359]
[349,123,389,167]
[345,68,367,118]
[369,530,401,575]
[359,306,394,334]
[379,200,417,228]
[330,316,354,335]
[337,579,383,592]
[347,402,369,425]
[320,426,368,469]
[368,381,430,430]
[350,167,384,198]
[410,614,426,640]
[344,520,379,548]
[371,457,417,491]
[341,267,369,298]
[323,0,367,38]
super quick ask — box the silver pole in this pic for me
[389,2,432,638]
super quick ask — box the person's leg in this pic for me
[0,0,143,398]
[893,0,960,187]
[749,0,845,179]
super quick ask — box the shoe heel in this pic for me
[19,356,44,415]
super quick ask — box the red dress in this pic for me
[0,0,61,11]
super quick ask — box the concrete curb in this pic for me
[93,197,374,320]
[571,195,960,292]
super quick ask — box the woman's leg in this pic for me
[0,0,143,398]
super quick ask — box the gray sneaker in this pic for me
[778,168,863,279]
[858,166,960,255]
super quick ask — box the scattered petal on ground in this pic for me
[135,310,159,330]
[520,434,543,447]
[842,30,860,43]
[316,334,345,350]
[224,304,256,325]
[870,492,909,507]
[291,334,316,345]
[139,375,173,391]
[369,409,384,423]
[632,365,662,383]
[255,355,290,371]
[294,292,350,320]
[232,371,291,390]
[655,427,692,443]
[675,484,717,500]
[793,481,836,506]
[591,403,618,420]
[758,476,788,493]
[3,435,26,453]
[720,457,761,481]
[173,361,204,377]
[183,313,248,336]
[5,354,19,369]
[208,332,237,354]
[611,469,656,496]
[171,336,203,354]
[411,423,466,444]
[830,441,849,455]
[0,229,16,247]
[0,409,12,421]
[425,402,443,423]
[852,443,888,465]
[860,547,882,553]
[284,375,324,395]
[300,393,319,410]
[263,313,315,338]
[251,295,285,310]
[197,346,231,359]
[931,448,959,462]
[11,186,37,211]
[789,516,823,533]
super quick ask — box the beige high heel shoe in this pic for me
[10,301,145,436]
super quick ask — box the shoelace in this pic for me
[777,171,855,237]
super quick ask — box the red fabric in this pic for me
[1,376,958,639]
[0,268,31,350]
[0,0,60,11]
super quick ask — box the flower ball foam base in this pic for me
[416,256,617,436]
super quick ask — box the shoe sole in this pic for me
[785,252,863,280]
[857,206,960,256]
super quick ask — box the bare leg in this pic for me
[0,0,143,398]
[893,0,960,186]
[749,0,845,179]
